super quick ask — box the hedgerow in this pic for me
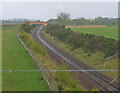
[45,24,118,58]
[18,24,46,55]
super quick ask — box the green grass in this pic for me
[42,31,118,79]
[0,25,2,92]
[2,25,49,91]
[71,48,118,79]
[71,26,118,40]
[56,65,86,91]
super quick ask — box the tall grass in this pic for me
[18,28,46,56]
[56,65,86,91]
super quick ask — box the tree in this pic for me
[56,12,71,25]
[57,12,70,20]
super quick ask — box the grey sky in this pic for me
[2,2,118,21]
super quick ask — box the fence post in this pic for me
[17,34,57,91]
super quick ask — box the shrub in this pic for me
[18,25,46,56]
[45,24,118,58]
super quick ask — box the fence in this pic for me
[17,34,57,92]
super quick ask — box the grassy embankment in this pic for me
[18,24,92,91]
[42,26,118,80]
[0,25,2,92]
[2,25,49,91]
[71,26,118,40]
[69,26,118,79]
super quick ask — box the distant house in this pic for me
[28,21,48,26]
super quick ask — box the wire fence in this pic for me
[16,33,119,91]
[17,34,57,91]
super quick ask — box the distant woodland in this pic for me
[48,12,118,26]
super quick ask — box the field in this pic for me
[42,30,118,80]
[70,26,118,40]
[2,25,49,91]
[0,25,2,92]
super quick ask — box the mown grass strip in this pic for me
[0,25,2,92]
[2,25,49,91]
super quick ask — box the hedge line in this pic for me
[18,24,46,55]
[45,24,118,58]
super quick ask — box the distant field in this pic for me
[70,26,118,40]
[2,25,49,91]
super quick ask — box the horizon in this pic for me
[1,2,118,21]
[1,16,118,21]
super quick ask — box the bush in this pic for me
[58,84,64,92]
[45,24,118,58]
[56,65,86,91]
[20,23,38,33]
[18,26,46,56]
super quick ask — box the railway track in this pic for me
[36,25,120,92]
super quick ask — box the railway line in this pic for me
[35,25,120,92]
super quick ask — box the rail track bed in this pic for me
[35,25,120,92]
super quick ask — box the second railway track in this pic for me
[35,25,120,92]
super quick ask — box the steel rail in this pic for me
[36,25,120,92]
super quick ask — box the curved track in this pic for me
[36,25,120,92]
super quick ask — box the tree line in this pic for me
[45,24,118,58]
[48,12,118,26]
[20,23,39,33]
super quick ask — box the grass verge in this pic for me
[2,25,49,91]
[0,24,2,92]
[42,30,118,80]
[19,24,92,91]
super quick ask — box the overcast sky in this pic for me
[1,2,118,21]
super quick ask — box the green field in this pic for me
[42,31,118,80]
[71,26,118,40]
[2,25,49,91]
